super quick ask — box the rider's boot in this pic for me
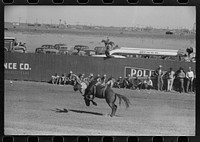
[91,100,97,106]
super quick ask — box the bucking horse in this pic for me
[72,75,131,117]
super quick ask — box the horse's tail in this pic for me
[115,93,131,109]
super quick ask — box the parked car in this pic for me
[41,44,54,49]
[35,47,45,54]
[58,46,69,55]
[71,50,86,56]
[4,37,16,51]
[54,44,67,50]
[35,44,55,54]
[12,46,27,53]
[74,45,89,51]
[44,48,59,54]
[54,44,69,55]
[165,31,174,35]
[4,37,27,53]
[84,49,96,56]
[94,46,106,55]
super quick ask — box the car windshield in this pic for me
[15,48,24,50]
[42,45,54,48]
[60,47,68,50]
[74,45,89,50]
[95,47,104,50]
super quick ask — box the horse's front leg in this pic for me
[85,94,97,106]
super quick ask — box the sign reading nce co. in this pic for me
[125,67,155,77]
[4,62,31,70]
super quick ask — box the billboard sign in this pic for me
[124,66,155,78]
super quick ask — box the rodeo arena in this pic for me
[4,34,196,135]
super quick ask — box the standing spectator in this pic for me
[133,76,142,90]
[186,67,194,93]
[166,67,175,92]
[143,76,153,90]
[154,65,164,91]
[176,67,186,93]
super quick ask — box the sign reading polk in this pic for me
[125,67,155,78]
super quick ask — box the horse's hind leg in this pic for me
[108,103,117,117]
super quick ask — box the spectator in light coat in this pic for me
[165,67,175,92]
[186,67,194,93]
[154,65,164,91]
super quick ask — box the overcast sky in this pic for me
[5,6,196,29]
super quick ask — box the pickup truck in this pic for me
[4,37,27,53]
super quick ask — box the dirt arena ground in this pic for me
[4,80,195,136]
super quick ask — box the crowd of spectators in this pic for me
[50,65,195,94]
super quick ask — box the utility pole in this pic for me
[193,23,196,33]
